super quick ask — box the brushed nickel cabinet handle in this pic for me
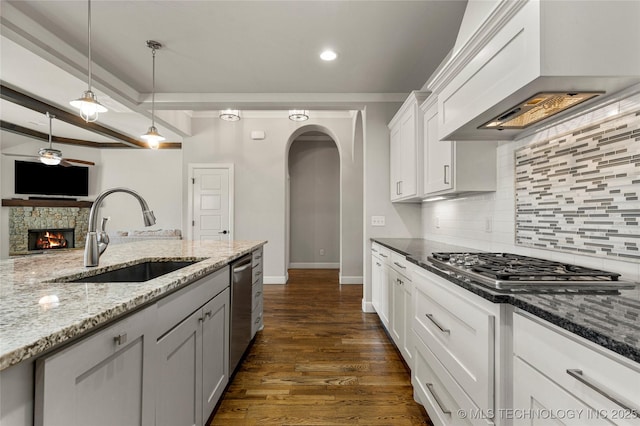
[566,369,639,413]
[425,313,450,334]
[443,165,450,185]
[380,253,388,258]
[113,333,127,346]
[426,383,451,415]
[393,261,406,269]
[376,262,381,267]
[204,310,212,319]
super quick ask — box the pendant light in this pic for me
[70,0,107,122]
[289,110,309,121]
[219,109,241,121]
[141,40,165,149]
[39,112,62,166]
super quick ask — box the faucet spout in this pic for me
[84,187,157,267]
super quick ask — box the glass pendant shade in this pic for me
[289,109,309,121]
[141,126,165,149]
[70,90,107,123]
[219,109,241,121]
[38,148,62,165]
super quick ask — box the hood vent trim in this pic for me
[479,92,604,131]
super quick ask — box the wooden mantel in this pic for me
[2,199,93,208]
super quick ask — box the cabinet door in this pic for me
[400,109,417,197]
[202,288,230,421]
[389,124,402,200]
[35,307,154,426]
[379,263,391,328]
[424,103,453,194]
[401,281,413,365]
[390,270,404,347]
[371,255,383,314]
[156,309,203,426]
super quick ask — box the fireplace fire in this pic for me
[28,229,75,251]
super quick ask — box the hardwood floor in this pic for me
[209,269,432,425]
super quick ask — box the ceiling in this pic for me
[0,0,468,145]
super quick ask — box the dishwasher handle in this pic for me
[232,256,252,273]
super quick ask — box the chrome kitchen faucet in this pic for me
[84,187,156,267]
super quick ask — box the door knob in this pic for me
[219,230,228,234]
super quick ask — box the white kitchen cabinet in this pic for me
[155,267,230,426]
[34,306,156,426]
[156,287,230,426]
[388,91,430,202]
[513,311,640,426]
[420,96,497,197]
[371,243,391,329]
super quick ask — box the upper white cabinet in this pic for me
[427,0,640,141]
[420,96,497,197]
[388,91,430,202]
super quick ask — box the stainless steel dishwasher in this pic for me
[229,254,253,373]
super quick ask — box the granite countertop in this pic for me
[0,239,266,370]
[372,238,640,364]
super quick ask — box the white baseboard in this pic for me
[362,300,376,313]
[289,262,340,269]
[339,275,363,285]
[263,276,287,284]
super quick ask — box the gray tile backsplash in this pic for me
[515,111,640,261]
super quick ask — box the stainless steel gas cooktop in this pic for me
[428,252,637,293]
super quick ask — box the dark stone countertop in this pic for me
[372,238,640,364]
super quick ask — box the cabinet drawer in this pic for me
[252,261,263,284]
[413,334,490,426]
[252,248,263,268]
[251,300,263,336]
[390,251,410,278]
[413,270,494,412]
[514,312,640,423]
[371,242,391,263]
[252,280,263,311]
[156,266,229,338]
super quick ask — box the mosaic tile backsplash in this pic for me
[515,111,640,261]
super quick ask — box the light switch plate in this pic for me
[371,216,385,226]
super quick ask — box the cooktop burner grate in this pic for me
[428,252,629,289]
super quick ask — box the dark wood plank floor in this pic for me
[209,269,432,425]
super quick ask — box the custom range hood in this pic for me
[429,0,640,141]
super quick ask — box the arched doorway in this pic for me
[285,128,341,282]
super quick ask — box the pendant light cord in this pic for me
[87,0,92,91]
[47,112,53,148]
[151,47,156,128]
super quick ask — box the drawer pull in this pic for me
[256,271,262,276]
[426,383,451,415]
[255,291,262,298]
[380,253,388,258]
[204,310,212,319]
[113,333,127,346]
[393,261,406,269]
[376,262,381,267]
[254,254,262,260]
[372,248,378,253]
[566,369,639,413]
[425,314,450,334]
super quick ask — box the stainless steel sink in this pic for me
[68,260,201,283]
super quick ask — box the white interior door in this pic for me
[191,166,232,241]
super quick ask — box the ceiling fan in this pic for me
[3,112,95,167]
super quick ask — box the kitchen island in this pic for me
[0,239,266,426]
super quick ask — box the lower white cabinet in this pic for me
[156,287,230,426]
[513,312,640,426]
[34,305,156,426]
[35,266,232,426]
[251,247,264,336]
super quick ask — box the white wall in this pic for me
[289,139,340,266]
[421,93,640,282]
[99,149,183,234]
[182,114,361,284]
[362,103,423,310]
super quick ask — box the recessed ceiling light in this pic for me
[320,50,337,61]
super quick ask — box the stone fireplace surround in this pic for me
[8,206,89,255]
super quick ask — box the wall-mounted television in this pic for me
[14,160,89,197]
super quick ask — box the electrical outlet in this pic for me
[485,217,493,233]
[371,216,385,226]
[319,248,325,256]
